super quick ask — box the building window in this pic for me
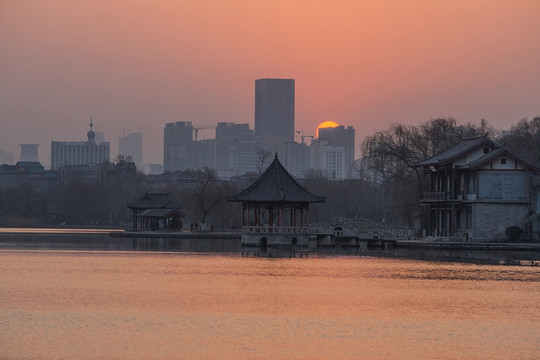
[483,147,490,154]
[501,158,507,164]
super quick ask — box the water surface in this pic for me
[1,249,539,359]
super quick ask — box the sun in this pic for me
[316,121,339,138]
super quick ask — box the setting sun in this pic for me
[316,121,339,138]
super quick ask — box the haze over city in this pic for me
[1,0,539,166]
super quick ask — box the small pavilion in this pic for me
[127,192,185,231]
[229,154,325,246]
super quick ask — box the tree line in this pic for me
[0,116,538,228]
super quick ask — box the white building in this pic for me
[51,121,110,170]
[310,139,346,180]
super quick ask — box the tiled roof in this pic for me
[414,136,495,167]
[136,208,185,218]
[127,192,182,210]
[464,147,540,170]
[229,155,325,203]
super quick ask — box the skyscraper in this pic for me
[19,144,39,162]
[163,121,195,172]
[119,131,143,169]
[255,78,295,142]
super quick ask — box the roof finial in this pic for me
[275,153,278,160]
[90,115,94,131]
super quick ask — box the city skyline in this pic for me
[1,1,539,166]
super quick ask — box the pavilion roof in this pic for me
[229,154,325,204]
[127,192,182,210]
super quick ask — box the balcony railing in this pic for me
[242,226,310,234]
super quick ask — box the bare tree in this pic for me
[255,147,272,174]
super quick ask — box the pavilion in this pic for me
[229,154,325,247]
[127,192,185,231]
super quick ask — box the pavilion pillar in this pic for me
[278,204,282,227]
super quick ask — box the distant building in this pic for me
[318,125,355,178]
[0,149,14,165]
[163,121,195,172]
[58,160,136,186]
[119,131,143,168]
[310,139,346,180]
[415,136,540,240]
[215,122,256,176]
[20,144,40,162]
[282,141,310,178]
[255,78,295,143]
[51,121,110,170]
[0,161,58,192]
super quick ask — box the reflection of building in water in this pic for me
[51,120,110,170]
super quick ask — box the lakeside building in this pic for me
[51,121,110,170]
[229,154,325,247]
[415,136,540,241]
[127,192,185,231]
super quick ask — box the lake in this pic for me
[1,234,539,359]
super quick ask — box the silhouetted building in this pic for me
[20,144,39,162]
[0,149,14,165]
[310,139,346,180]
[318,125,355,177]
[215,122,256,176]
[255,79,295,142]
[51,121,110,170]
[119,131,143,168]
[0,161,58,192]
[163,121,195,172]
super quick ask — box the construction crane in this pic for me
[295,130,314,144]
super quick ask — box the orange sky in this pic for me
[1,0,539,166]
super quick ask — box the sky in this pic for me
[1,0,539,167]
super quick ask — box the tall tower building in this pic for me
[51,120,110,170]
[255,78,295,142]
[119,131,143,168]
[20,144,40,162]
[163,121,194,172]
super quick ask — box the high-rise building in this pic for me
[19,144,39,162]
[119,131,143,168]
[0,149,14,165]
[163,121,195,172]
[310,139,346,180]
[51,121,110,170]
[215,122,254,173]
[255,78,295,143]
[318,125,355,177]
